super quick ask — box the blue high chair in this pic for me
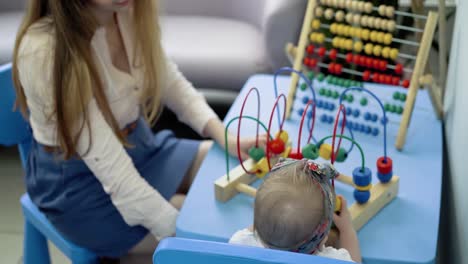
[0,63,99,264]
[153,238,351,264]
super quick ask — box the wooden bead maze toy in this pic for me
[215,68,399,231]
[285,0,445,151]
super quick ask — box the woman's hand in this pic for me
[226,133,268,160]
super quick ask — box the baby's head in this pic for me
[253,159,337,253]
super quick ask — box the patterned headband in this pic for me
[268,158,338,254]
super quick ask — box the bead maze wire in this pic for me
[297,100,317,154]
[339,87,388,161]
[224,116,273,181]
[237,87,262,176]
[266,94,288,170]
[317,135,366,172]
[330,104,347,188]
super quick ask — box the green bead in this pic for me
[335,148,348,163]
[317,73,325,82]
[326,75,333,83]
[308,72,315,80]
[360,97,368,106]
[325,89,332,98]
[248,147,265,162]
[396,106,404,114]
[300,83,308,91]
[384,103,391,111]
[389,104,397,113]
[332,91,340,99]
[347,94,354,103]
[342,94,348,101]
[329,77,336,85]
[344,80,351,88]
[337,78,345,87]
[400,93,407,102]
[319,88,326,96]
[302,144,319,160]
[393,92,400,100]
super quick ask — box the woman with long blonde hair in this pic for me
[13,0,264,262]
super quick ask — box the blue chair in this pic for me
[153,238,352,264]
[0,63,99,264]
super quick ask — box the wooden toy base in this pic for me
[215,159,399,231]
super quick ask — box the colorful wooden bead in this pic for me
[364,2,373,13]
[317,33,325,44]
[315,6,324,18]
[392,77,400,86]
[335,147,348,162]
[302,144,319,160]
[355,183,372,191]
[373,45,382,56]
[361,29,370,41]
[330,23,338,34]
[384,33,393,45]
[319,143,333,160]
[377,171,393,183]
[357,1,365,12]
[352,166,372,186]
[311,19,321,30]
[386,6,395,17]
[360,97,368,106]
[402,79,410,88]
[346,53,353,63]
[346,13,353,24]
[324,8,334,20]
[390,48,399,60]
[288,151,303,160]
[353,14,361,25]
[351,0,359,11]
[249,147,265,162]
[335,10,345,22]
[275,130,289,144]
[344,39,353,50]
[360,16,368,27]
[377,32,385,43]
[387,20,396,32]
[268,139,285,154]
[395,63,403,75]
[382,47,390,58]
[254,157,270,178]
[334,196,342,212]
[379,60,387,70]
[364,43,373,55]
[367,16,376,28]
[370,31,378,42]
[377,156,393,174]
[378,5,386,16]
[329,48,338,60]
[363,70,371,81]
[354,190,370,204]
[318,47,327,57]
[332,37,340,48]
[375,18,383,30]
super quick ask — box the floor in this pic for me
[0,146,69,263]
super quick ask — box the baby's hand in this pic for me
[333,196,354,233]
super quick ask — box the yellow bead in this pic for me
[364,43,374,55]
[377,32,385,43]
[390,48,399,60]
[319,143,333,160]
[373,45,382,56]
[355,28,362,39]
[343,26,351,37]
[382,47,391,58]
[311,19,321,30]
[386,6,395,18]
[355,183,373,191]
[387,20,396,32]
[335,10,345,22]
[354,41,363,52]
[345,39,353,50]
[254,157,270,178]
[361,29,370,41]
[334,196,342,212]
[349,27,357,38]
[337,24,345,35]
[332,37,340,48]
[346,13,353,24]
[325,8,334,20]
[310,33,316,42]
[384,33,393,45]
[317,33,325,44]
[330,23,338,34]
[378,5,386,16]
[339,38,347,49]
[281,146,292,158]
[315,7,324,18]
[275,131,289,144]
[370,31,378,42]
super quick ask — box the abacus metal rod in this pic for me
[396,24,424,33]
[372,6,428,20]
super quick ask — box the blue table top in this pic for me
[177,74,442,264]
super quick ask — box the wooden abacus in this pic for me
[285,0,447,151]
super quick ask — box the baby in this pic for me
[229,158,361,262]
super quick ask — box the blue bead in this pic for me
[317,100,324,108]
[353,123,360,131]
[354,190,371,204]
[359,124,366,132]
[352,166,372,186]
[323,101,330,110]
[302,97,310,104]
[381,116,388,125]
[327,116,334,124]
[377,171,393,183]
[371,114,378,122]
[365,126,372,134]
[346,120,353,128]
[353,109,360,118]
[364,112,371,121]
[329,103,336,111]
[346,107,352,116]
[320,114,328,123]
[372,127,379,136]
[307,110,313,118]
[298,109,304,116]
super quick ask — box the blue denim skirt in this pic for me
[25,118,200,257]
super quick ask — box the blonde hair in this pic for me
[254,160,326,249]
[12,0,164,159]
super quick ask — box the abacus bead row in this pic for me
[318,0,396,18]
[328,22,393,45]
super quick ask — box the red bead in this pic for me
[365,57,373,68]
[268,139,285,154]
[392,77,400,86]
[379,74,386,83]
[288,151,304,160]
[372,59,380,69]
[310,58,318,67]
[353,55,360,65]
[328,63,335,74]
[334,64,343,75]
[377,156,393,174]
[395,63,403,75]
[306,45,315,55]
[329,49,338,60]
[402,79,410,88]
[318,47,327,57]
[379,60,388,71]
[304,58,311,67]
[359,56,366,66]
[372,73,380,82]
[346,53,354,63]
[363,70,371,81]
[385,75,392,84]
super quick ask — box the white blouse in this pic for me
[16,11,218,240]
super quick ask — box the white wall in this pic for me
[444,1,468,263]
